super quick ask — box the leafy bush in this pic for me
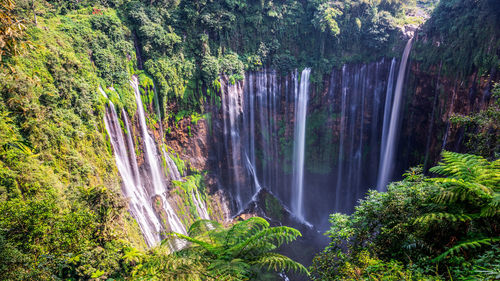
[311,152,500,280]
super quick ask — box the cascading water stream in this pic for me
[130,76,187,235]
[151,80,211,221]
[222,80,244,210]
[378,58,397,185]
[291,68,311,221]
[335,65,348,210]
[101,88,163,247]
[377,39,413,191]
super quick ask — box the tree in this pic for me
[137,217,309,280]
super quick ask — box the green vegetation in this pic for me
[0,0,27,61]
[172,173,208,226]
[0,0,498,280]
[311,151,500,280]
[0,2,146,280]
[413,0,500,77]
[450,83,500,159]
[136,217,308,280]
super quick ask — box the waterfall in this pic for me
[369,60,383,184]
[335,65,348,210]
[101,88,163,247]
[243,72,262,195]
[291,68,311,221]
[377,39,413,191]
[256,71,270,189]
[222,79,245,210]
[378,58,397,185]
[130,76,187,235]
[216,59,401,224]
[355,66,367,199]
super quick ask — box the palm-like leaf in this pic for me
[416,151,500,262]
[151,218,308,280]
[433,237,500,262]
[251,252,309,274]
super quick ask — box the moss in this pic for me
[264,195,284,221]
[171,174,210,227]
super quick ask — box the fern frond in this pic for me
[251,252,309,275]
[163,232,216,253]
[187,219,222,237]
[431,178,492,203]
[224,217,269,247]
[227,226,301,256]
[433,237,500,262]
[430,151,487,181]
[480,193,500,217]
[207,258,250,280]
[415,212,473,224]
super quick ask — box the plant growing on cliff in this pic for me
[137,217,308,280]
[449,83,500,159]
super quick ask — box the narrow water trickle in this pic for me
[335,65,348,210]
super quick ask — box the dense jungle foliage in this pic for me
[8,0,425,120]
[412,0,500,77]
[311,151,500,280]
[0,0,498,280]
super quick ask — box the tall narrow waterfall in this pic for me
[130,76,187,235]
[291,68,311,221]
[377,39,413,191]
[101,89,162,247]
[222,80,244,210]
[335,65,348,210]
[377,59,397,190]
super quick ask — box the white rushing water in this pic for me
[291,68,311,221]
[335,65,348,210]
[222,80,244,210]
[377,39,413,191]
[130,76,187,235]
[101,88,163,247]
[377,58,397,192]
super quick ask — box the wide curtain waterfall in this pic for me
[217,56,409,227]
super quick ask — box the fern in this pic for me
[415,212,473,224]
[251,252,309,274]
[152,218,308,279]
[416,151,500,262]
[433,237,500,262]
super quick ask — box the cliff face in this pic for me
[398,63,498,176]
[171,56,497,230]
